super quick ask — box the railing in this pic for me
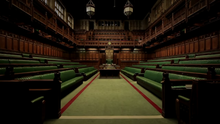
[12,0,31,15]
[188,0,206,16]
[34,11,46,24]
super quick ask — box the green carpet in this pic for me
[44,73,177,124]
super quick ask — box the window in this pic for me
[41,0,47,4]
[68,15,72,27]
[55,0,64,19]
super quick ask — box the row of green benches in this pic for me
[121,65,220,118]
[0,53,71,62]
[0,59,80,64]
[145,51,220,63]
[1,65,98,123]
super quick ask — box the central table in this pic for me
[99,69,121,79]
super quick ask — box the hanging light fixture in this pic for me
[86,0,95,18]
[124,0,133,19]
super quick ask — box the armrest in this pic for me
[137,73,144,77]
[75,73,83,77]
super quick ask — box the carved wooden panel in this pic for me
[0,35,6,49]
[194,41,199,52]
[175,46,178,55]
[24,41,28,52]
[181,44,185,54]
[212,36,218,50]
[199,39,205,52]
[7,36,13,50]
[185,43,190,53]
[19,40,24,52]
[178,45,182,54]
[190,42,194,53]
[13,38,19,51]
[205,38,211,50]
[28,42,33,53]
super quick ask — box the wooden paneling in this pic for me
[24,41,28,52]
[189,42,194,53]
[0,35,6,49]
[19,40,24,52]
[13,38,19,51]
[194,41,199,52]
[205,37,211,50]
[185,43,190,53]
[199,39,205,52]
[28,42,33,53]
[153,30,220,58]
[7,36,13,50]
[212,36,218,50]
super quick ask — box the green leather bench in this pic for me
[179,59,220,64]
[147,57,185,64]
[9,59,40,64]
[22,54,31,58]
[0,66,58,75]
[132,65,158,69]
[0,59,9,64]
[195,54,220,58]
[47,61,79,64]
[140,61,172,66]
[33,57,71,62]
[0,53,22,58]
[18,69,83,95]
[63,65,87,68]
[136,70,204,99]
[162,66,209,73]
[77,67,98,80]
[0,59,40,64]
[121,67,143,81]
[162,66,220,75]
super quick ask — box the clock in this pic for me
[108,41,111,45]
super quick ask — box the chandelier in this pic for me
[124,0,133,19]
[86,0,95,18]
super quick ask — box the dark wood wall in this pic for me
[0,29,66,58]
[70,49,146,69]
[152,30,220,58]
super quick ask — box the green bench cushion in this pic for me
[132,65,156,68]
[0,68,6,75]
[22,54,30,58]
[123,67,141,74]
[0,53,21,58]
[61,76,83,92]
[13,66,57,73]
[162,66,208,73]
[60,70,76,82]
[0,59,9,64]
[141,61,171,65]
[179,59,220,64]
[33,57,71,62]
[9,59,40,64]
[196,54,220,58]
[63,65,87,68]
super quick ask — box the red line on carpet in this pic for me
[120,74,162,114]
[61,73,100,114]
